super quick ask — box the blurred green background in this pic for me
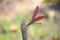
[0,12,58,40]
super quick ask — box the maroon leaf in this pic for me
[32,6,40,20]
[27,6,46,27]
[32,16,46,22]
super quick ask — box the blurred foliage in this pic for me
[0,12,58,40]
[0,19,10,32]
[0,19,10,40]
[44,0,60,3]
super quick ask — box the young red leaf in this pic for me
[27,6,46,27]
[32,6,40,20]
[32,16,46,22]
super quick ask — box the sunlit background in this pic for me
[0,0,59,40]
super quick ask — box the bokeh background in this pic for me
[0,0,59,40]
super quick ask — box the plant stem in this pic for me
[21,19,27,40]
